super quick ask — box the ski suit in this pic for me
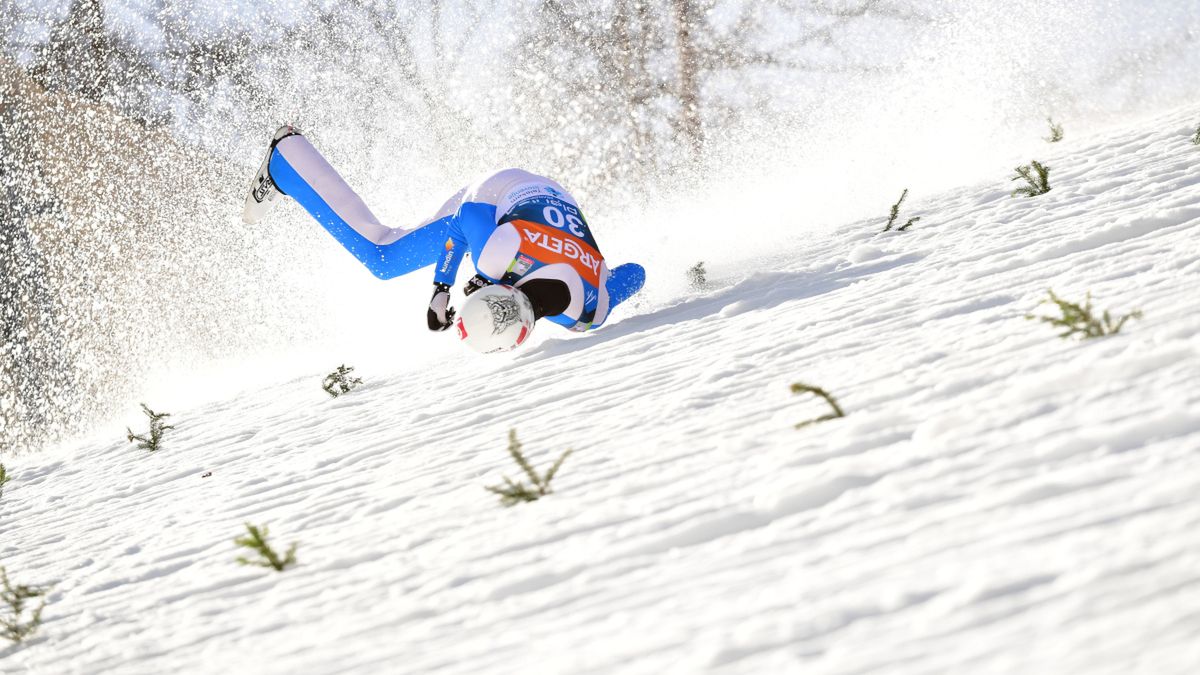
[266,134,645,331]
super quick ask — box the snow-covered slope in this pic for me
[3,107,1200,674]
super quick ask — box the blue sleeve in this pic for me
[432,215,468,285]
[434,201,500,285]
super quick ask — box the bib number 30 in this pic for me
[543,205,585,237]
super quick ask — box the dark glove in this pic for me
[463,274,493,297]
[426,282,455,331]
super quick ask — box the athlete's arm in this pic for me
[426,198,500,331]
[432,201,504,284]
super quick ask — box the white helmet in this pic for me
[455,285,536,353]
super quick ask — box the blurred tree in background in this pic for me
[5,0,927,189]
[514,0,926,189]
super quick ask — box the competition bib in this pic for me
[502,195,603,287]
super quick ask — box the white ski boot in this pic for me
[242,124,301,224]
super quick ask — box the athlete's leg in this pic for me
[268,134,462,280]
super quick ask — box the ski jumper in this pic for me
[266,134,644,330]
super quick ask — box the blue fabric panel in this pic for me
[605,263,646,309]
[269,148,449,280]
[431,238,466,286]
[544,314,575,329]
[433,201,498,285]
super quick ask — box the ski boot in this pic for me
[242,124,301,224]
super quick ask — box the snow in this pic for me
[3,106,1200,674]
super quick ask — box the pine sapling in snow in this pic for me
[1011,161,1052,197]
[126,404,175,451]
[234,524,298,572]
[486,430,573,507]
[791,382,846,429]
[0,463,10,501]
[1026,289,1142,339]
[883,188,921,232]
[1045,118,1064,143]
[1,566,49,644]
[322,365,363,398]
[1193,124,1200,145]
[687,262,708,291]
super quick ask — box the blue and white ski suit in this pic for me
[267,134,645,330]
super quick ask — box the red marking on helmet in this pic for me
[516,325,529,345]
[456,318,468,340]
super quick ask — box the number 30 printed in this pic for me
[543,205,585,237]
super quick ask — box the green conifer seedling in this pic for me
[1193,124,1200,145]
[234,524,298,572]
[883,188,921,232]
[1,566,49,644]
[1045,118,1064,143]
[1011,161,1052,197]
[322,365,363,398]
[1026,289,1142,339]
[0,463,10,501]
[791,382,846,429]
[126,404,175,451]
[687,262,708,290]
[486,430,573,507]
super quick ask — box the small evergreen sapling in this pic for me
[687,262,708,290]
[791,382,846,429]
[883,188,921,232]
[234,524,298,572]
[1011,161,1052,197]
[322,365,363,398]
[1193,124,1200,145]
[0,463,10,500]
[126,404,175,451]
[1026,289,1142,339]
[1045,118,1064,143]
[486,430,573,506]
[1,566,49,644]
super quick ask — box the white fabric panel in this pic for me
[276,135,412,245]
[592,261,612,326]
[466,168,578,222]
[518,263,585,321]
[416,185,468,229]
[476,223,521,279]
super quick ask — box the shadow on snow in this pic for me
[520,251,927,362]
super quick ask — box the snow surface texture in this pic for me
[3,107,1200,674]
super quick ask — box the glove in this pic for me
[463,274,492,297]
[426,282,455,331]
